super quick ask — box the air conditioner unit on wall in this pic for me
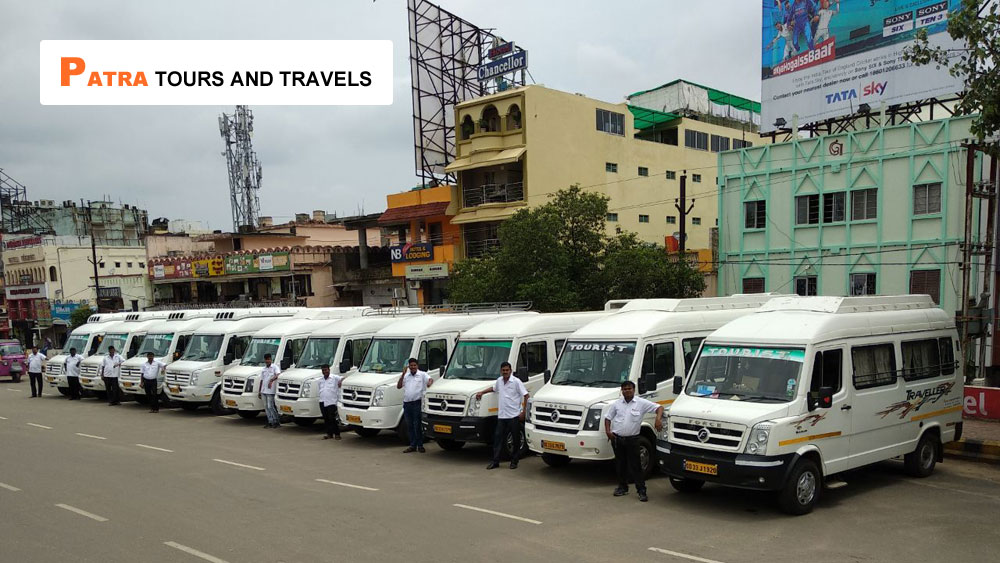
[407,280,421,290]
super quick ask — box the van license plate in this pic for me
[541,440,566,452]
[279,405,292,413]
[433,424,452,434]
[346,414,362,423]
[81,378,91,384]
[684,461,718,476]
[225,399,237,407]
[169,386,180,393]
[123,382,133,388]
[46,376,55,382]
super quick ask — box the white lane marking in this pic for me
[212,458,265,471]
[27,423,52,429]
[452,503,541,525]
[76,433,106,440]
[164,541,231,563]
[315,478,379,491]
[7,388,22,392]
[905,479,1000,503]
[136,443,174,453]
[55,503,108,522]
[0,482,21,492]
[649,547,727,563]
[0,416,8,419]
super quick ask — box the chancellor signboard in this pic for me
[760,0,963,132]
[390,242,434,263]
[478,50,527,83]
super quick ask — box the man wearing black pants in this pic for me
[26,346,46,398]
[476,361,529,470]
[604,380,663,502]
[101,346,124,406]
[140,352,165,413]
[318,365,343,440]
[65,347,83,400]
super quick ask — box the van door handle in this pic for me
[841,405,852,411]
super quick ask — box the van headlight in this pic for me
[189,372,200,387]
[582,406,604,431]
[467,395,482,416]
[744,422,773,455]
[244,377,256,393]
[301,381,312,398]
[372,385,387,407]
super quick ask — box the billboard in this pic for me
[223,252,291,274]
[760,0,964,131]
[390,242,434,263]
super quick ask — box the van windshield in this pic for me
[359,338,413,374]
[551,342,636,388]
[63,335,88,355]
[444,340,512,380]
[182,334,224,361]
[138,333,174,357]
[685,345,805,402]
[97,333,128,355]
[297,338,340,369]
[242,338,282,367]
[0,343,24,356]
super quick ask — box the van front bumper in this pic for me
[525,423,613,461]
[339,405,402,429]
[274,397,321,418]
[165,385,213,403]
[656,440,795,491]
[47,374,67,388]
[220,391,263,412]
[79,376,106,391]
[423,414,494,443]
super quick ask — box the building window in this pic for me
[850,273,877,296]
[823,192,846,223]
[654,128,679,145]
[49,266,58,282]
[913,183,942,215]
[99,262,105,269]
[606,162,618,173]
[508,104,522,130]
[606,213,619,222]
[639,214,650,223]
[684,129,709,151]
[638,166,648,177]
[666,215,676,224]
[796,195,819,225]
[742,277,765,293]
[480,105,500,132]
[910,269,941,304]
[115,261,121,268]
[710,134,730,152]
[596,109,625,136]
[851,188,878,220]
[127,262,133,268]
[139,262,145,268]
[692,217,702,225]
[692,174,702,183]
[744,200,766,229]
[795,276,817,296]
[665,170,676,180]
[733,139,753,149]
[460,115,475,140]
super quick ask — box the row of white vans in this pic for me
[46,294,964,514]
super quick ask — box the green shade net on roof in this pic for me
[627,105,680,131]
[628,79,762,115]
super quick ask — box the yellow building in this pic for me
[446,81,763,264]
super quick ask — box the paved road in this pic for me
[2,381,999,563]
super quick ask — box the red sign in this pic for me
[2,235,43,250]
[963,386,1000,421]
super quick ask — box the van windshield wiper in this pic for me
[553,378,590,386]
[732,394,787,403]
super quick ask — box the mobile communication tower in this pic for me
[219,106,262,233]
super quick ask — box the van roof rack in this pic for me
[761,295,937,314]
[619,295,780,313]
[420,302,533,314]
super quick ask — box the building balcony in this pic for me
[462,182,524,208]
[465,238,501,259]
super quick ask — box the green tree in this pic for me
[603,233,706,300]
[904,0,999,150]
[69,305,94,329]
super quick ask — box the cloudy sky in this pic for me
[1,0,761,230]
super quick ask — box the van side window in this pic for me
[287,338,307,366]
[127,336,143,359]
[418,339,448,372]
[811,349,843,393]
[554,340,566,359]
[901,339,943,381]
[343,339,370,369]
[682,338,704,373]
[174,335,191,361]
[851,344,897,389]
[517,341,548,374]
[641,342,675,384]
[939,337,955,376]
[89,336,103,355]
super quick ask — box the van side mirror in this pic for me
[808,386,834,411]
[339,359,352,374]
[280,358,292,371]
[672,375,683,395]
[223,353,235,365]
[638,372,655,395]
[543,369,551,383]
[418,361,429,371]
[515,366,529,382]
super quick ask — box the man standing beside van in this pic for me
[604,381,663,502]
[397,358,433,453]
[65,347,82,400]
[102,346,124,406]
[318,365,343,440]
[475,361,529,470]
[26,345,46,397]
[258,353,281,429]
[141,352,166,413]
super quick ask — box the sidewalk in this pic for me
[944,418,1000,464]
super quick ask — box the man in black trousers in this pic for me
[604,381,663,502]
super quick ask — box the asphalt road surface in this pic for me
[2,381,999,563]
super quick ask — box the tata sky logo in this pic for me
[825,81,888,104]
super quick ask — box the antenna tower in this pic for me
[219,106,262,233]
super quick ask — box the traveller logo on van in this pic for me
[696,428,711,443]
[792,413,826,434]
[877,382,956,419]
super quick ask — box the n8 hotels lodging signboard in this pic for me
[760,0,964,131]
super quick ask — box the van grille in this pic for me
[223,376,246,393]
[341,386,372,409]
[669,417,746,452]
[165,370,190,385]
[46,363,63,375]
[531,403,585,432]
[276,380,301,401]
[425,394,466,416]
[81,364,99,377]
[120,367,141,384]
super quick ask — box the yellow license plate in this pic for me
[433,424,452,434]
[279,405,293,413]
[123,382,133,388]
[346,414,362,423]
[82,378,91,384]
[47,376,55,382]
[541,440,566,452]
[684,461,718,476]
[225,399,237,407]
[169,386,180,393]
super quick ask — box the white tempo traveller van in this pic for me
[78,312,173,394]
[46,312,130,394]
[525,296,776,478]
[658,295,963,515]
[423,312,606,456]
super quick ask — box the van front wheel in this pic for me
[778,458,821,515]
[904,433,939,478]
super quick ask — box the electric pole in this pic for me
[675,170,695,256]
[86,205,102,312]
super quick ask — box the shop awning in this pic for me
[444,147,526,173]
[377,201,450,226]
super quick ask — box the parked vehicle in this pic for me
[423,312,607,456]
[219,308,372,420]
[45,312,131,393]
[0,339,27,382]
[339,311,534,440]
[525,296,777,478]
[657,295,964,514]
[163,308,301,413]
[78,312,174,394]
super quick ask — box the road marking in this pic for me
[0,482,21,492]
[212,458,265,471]
[76,433,106,440]
[905,479,1000,503]
[452,503,541,525]
[7,388,22,392]
[27,423,52,429]
[136,443,174,453]
[164,541,230,563]
[0,416,7,419]
[649,547,726,563]
[55,503,108,522]
[315,478,379,491]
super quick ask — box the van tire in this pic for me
[778,458,821,515]
[904,433,939,478]
[209,389,229,416]
[669,477,705,493]
[355,427,381,438]
[57,387,69,396]
[541,453,571,468]
[636,436,656,480]
[436,438,465,451]
[293,417,315,427]
[237,410,259,419]
[180,403,199,411]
